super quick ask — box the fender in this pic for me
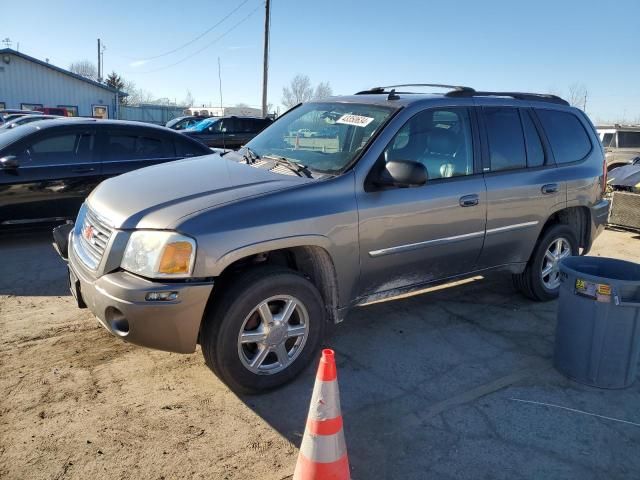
[212,234,334,276]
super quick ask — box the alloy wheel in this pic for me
[541,237,572,290]
[237,295,309,375]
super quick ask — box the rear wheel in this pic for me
[513,224,578,301]
[200,267,326,393]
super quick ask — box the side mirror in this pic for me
[376,160,427,188]
[0,155,18,170]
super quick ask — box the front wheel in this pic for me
[200,267,326,393]
[513,224,578,301]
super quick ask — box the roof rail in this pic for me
[445,90,570,106]
[355,84,475,95]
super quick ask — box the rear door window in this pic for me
[483,107,526,172]
[105,132,170,161]
[535,109,591,164]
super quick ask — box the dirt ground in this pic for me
[1,227,639,480]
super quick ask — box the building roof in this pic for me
[0,48,126,95]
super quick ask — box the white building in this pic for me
[0,48,122,118]
[183,106,263,118]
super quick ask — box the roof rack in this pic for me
[445,90,569,106]
[355,84,475,97]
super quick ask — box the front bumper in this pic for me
[67,235,214,354]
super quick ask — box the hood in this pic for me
[608,163,640,188]
[87,154,309,229]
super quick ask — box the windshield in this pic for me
[244,102,395,173]
[186,117,219,132]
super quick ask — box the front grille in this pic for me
[75,207,113,269]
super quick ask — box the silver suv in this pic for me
[56,84,610,393]
[597,124,640,171]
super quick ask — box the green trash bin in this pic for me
[554,256,640,389]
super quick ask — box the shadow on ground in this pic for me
[239,273,640,479]
[0,228,69,296]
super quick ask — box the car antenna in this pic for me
[218,56,226,151]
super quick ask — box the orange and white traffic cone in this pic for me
[293,349,350,480]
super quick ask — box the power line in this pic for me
[124,0,251,62]
[127,3,261,74]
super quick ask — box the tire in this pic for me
[200,266,326,394]
[513,224,578,302]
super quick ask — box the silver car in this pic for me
[56,84,609,393]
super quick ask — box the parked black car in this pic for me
[0,119,212,226]
[165,115,209,131]
[181,116,272,149]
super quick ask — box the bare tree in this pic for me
[182,90,195,107]
[567,82,588,110]
[69,60,98,81]
[314,81,333,100]
[282,74,314,108]
[235,102,250,108]
[120,79,154,105]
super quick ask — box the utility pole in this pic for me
[583,92,587,113]
[97,39,101,81]
[261,0,270,118]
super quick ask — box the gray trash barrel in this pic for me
[554,256,640,389]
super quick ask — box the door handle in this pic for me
[541,183,559,194]
[72,167,95,173]
[459,194,479,207]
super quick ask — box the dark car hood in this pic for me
[87,154,309,229]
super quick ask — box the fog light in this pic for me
[146,291,179,301]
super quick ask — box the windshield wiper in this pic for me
[263,155,313,178]
[241,146,260,164]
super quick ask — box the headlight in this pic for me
[121,231,196,279]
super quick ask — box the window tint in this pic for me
[618,131,640,148]
[384,108,474,180]
[176,138,208,157]
[106,133,168,160]
[536,110,591,164]
[484,107,526,171]
[521,110,545,167]
[32,135,76,153]
[22,132,94,166]
[601,133,614,148]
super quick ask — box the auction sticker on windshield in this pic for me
[336,114,375,127]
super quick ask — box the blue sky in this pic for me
[3,0,639,121]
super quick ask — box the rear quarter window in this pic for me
[536,109,591,164]
[618,131,640,148]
